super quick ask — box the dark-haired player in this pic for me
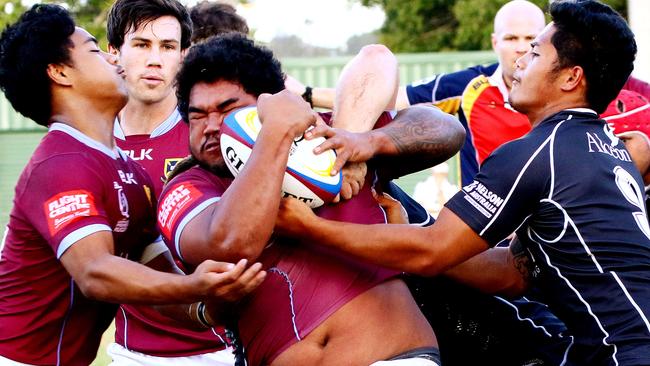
[105,1,241,363]
[0,5,263,365]
[277,1,650,365]
[163,33,465,365]
[189,1,249,44]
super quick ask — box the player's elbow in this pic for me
[219,230,263,263]
[75,267,114,301]
[444,114,466,154]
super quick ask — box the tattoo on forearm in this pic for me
[385,106,461,159]
[510,238,533,284]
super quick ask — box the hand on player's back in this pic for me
[257,90,317,139]
[189,258,266,303]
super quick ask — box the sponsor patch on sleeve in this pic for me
[461,180,504,219]
[158,183,203,240]
[43,190,99,236]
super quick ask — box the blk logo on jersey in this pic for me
[462,181,504,218]
[44,190,98,235]
[158,183,203,240]
[118,170,138,185]
[125,148,153,161]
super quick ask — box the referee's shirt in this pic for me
[446,109,650,366]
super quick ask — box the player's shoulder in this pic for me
[163,165,230,196]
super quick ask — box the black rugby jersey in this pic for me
[447,109,650,366]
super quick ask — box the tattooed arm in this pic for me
[307,104,465,179]
[443,236,532,297]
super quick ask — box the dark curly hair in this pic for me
[0,4,75,126]
[550,0,636,113]
[176,33,285,122]
[190,1,249,44]
[107,0,192,50]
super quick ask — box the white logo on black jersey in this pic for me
[462,181,504,218]
[586,131,631,162]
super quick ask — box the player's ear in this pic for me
[108,44,120,57]
[46,63,72,87]
[560,65,584,92]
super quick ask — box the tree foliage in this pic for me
[0,0,114,48]
[360,0,628,52]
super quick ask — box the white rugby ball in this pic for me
[220,106,342,208]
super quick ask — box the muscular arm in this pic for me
[277,203,488,276]
[59,231,248,304]
[444,237,531,297]
[312,105,465,178]
[179,92,316,265]
[286,44,399,131]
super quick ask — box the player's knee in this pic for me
[358,44,393,60]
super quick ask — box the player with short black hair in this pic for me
[0,5,262,365]
[549,0,635,114]
[0,4,75,126]
[105,0,252,364]
[165,33,465,365]
[276,1,650,365]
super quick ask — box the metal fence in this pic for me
[0,50,495,132]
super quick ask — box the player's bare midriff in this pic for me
[270,278,437,366]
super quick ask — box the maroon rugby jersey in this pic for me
[0,123,158,365]
[114,110,229,357]
[158,165,397,366]
[114,109,189,197]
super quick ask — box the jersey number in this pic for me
[614,166,650,240]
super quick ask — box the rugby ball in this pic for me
[220,106,342,208]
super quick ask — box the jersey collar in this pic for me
[487,65,516,112]
[50,122,127,161]
[114,108,182,140]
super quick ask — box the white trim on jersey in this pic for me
[174,197,220,262]
[0,226,8,260]
[119,306,130,351]
[113,109,183,140]
[139,238,170,265]
[50,123,120,160]
[611,272,650,334]
[150,109,183,138]
[527,230,619,365]
[57,224,112,259]
[494,296,553,338]
[56,279,76,366]
[529,200,568,244]
[547,116,569,199]
[479,132,554,236]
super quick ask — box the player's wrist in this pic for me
[188,301,214,328]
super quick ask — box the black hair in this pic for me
[176,33,285,122]
[550,0,636,113]
[0,4,75,126]
[190,1,249,44]
[107,0,192,50]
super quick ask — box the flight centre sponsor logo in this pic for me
[158,183,202,240]
[44,190,98,235]
[462,181,504,218]
[164,158,183,178]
